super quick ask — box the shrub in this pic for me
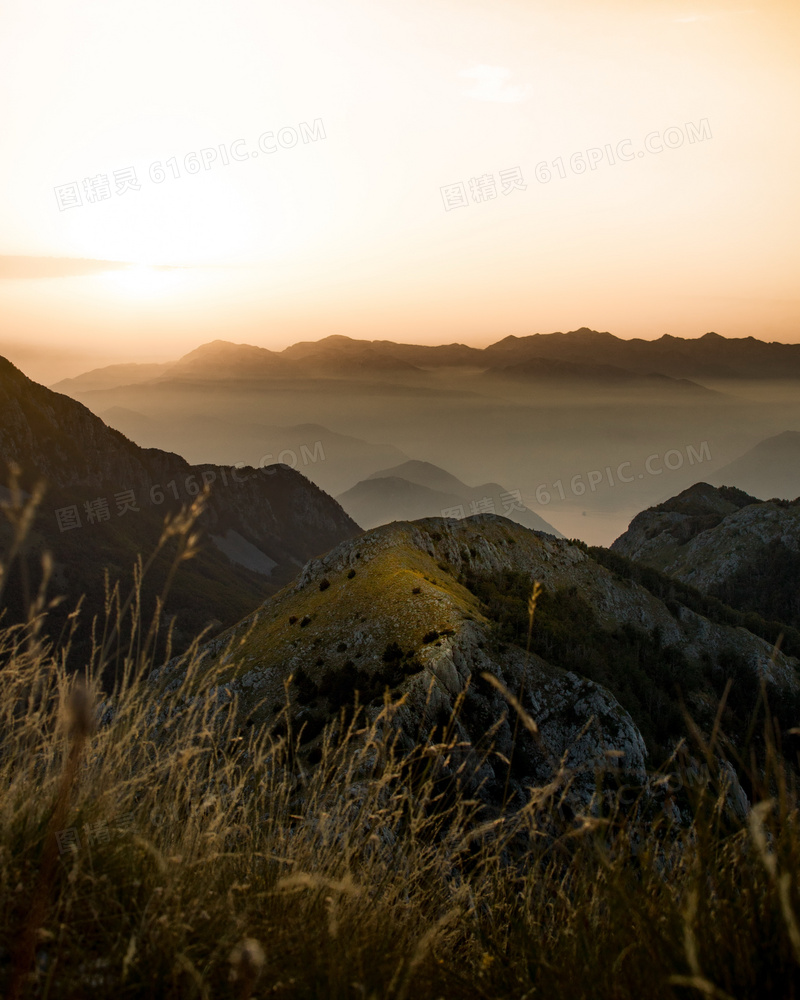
[319,578,331,591]
[382,641,404,663]
[293,667,318,704]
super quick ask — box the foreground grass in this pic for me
[1,489,800,998]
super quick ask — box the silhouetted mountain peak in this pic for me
[365,460,466,494]
[341,459,562,536]
[176,340,281,363]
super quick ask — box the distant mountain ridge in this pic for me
[338,459,562,536]
[96,409,411,498]
[50,329,800,394]
[710,431,800,500]
[480,329,800,379]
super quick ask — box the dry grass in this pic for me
[1,484,800,998]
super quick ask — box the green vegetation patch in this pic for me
[460,564,800,765]
[587,543,800,659]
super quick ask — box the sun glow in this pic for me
[99,264,185,300]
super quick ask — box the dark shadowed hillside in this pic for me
[0,356,360,662]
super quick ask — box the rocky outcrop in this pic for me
[611,482,800,628]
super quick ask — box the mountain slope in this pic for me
[97,410,410,497]
[154,514,798,813]
[161,340,296,380]
[0,355,360,656]
[710,431,800,500]
[611,482,800,628]
[337,475,466,527]
[51,362,171,394]
[365,460,475,495]
[482,356,714,392]
[340,460,563,536]
[281,334,467,370]
[162,340,423,383]
[280,338,423,375]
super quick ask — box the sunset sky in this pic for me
[1,0,799,382]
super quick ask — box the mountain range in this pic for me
[51,329,800,393]
[46,329,800,551]
[5,345,800,814]
[0,355,359,660]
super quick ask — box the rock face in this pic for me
[610,482,800,627]
[0,355,360,650]
[153,514,800,813]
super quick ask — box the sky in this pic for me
[1,0,799,383]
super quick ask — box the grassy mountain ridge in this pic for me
[157,514,799,799]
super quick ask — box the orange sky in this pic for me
[1,0,799,382]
